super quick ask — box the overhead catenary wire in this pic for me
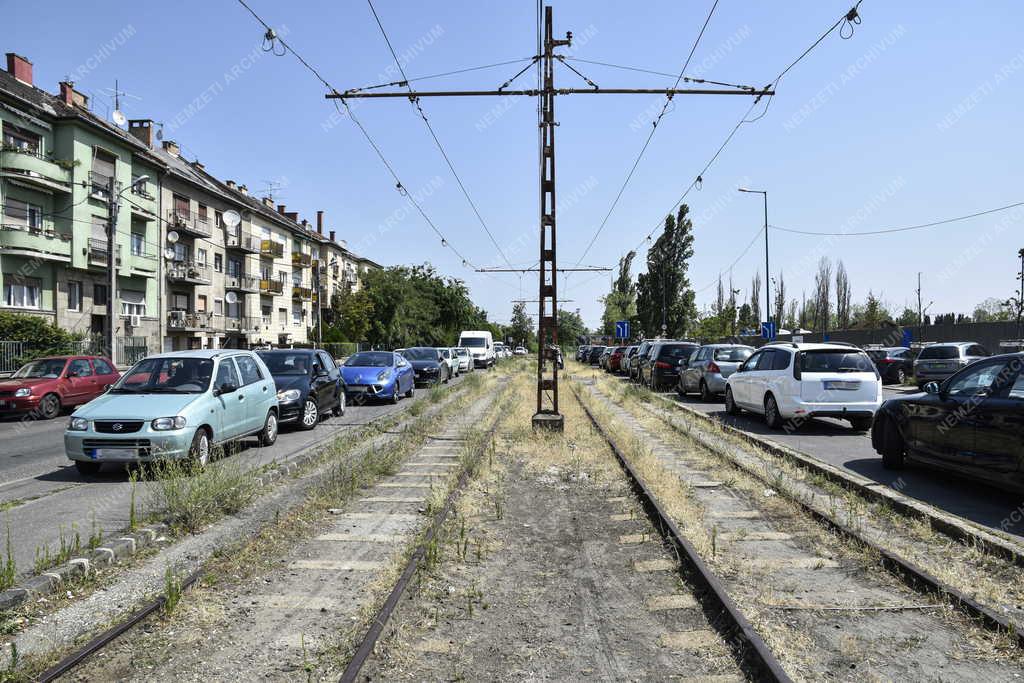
[365,0,515,270]
[769,200,1024,236]
[562,57,755,92]
[344,57,537,94]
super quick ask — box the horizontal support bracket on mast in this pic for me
[477,267,611,273]
[328,88,774,99]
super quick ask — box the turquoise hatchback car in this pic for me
[64,350,279,475]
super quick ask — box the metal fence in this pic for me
[0,336,151,373]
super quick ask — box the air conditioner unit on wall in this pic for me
[129,314,142,328]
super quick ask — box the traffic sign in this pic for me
[615,320,630,339]
[760,321,776,340]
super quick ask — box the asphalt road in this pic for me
[603,373,1024,544]
[0,371,478,580]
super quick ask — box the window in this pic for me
[771,351,791,371]
[196,248,207,266]
[214,253,223,272]
[120,290,146,317]
[171,293,190,311]
[2,199,42,230]
[66,359,93,377]
[799,350,874,373]
[93,283,108,305]
[967,345,989,357]
[93,358,114,375]
[714,347,753,362]
[197,204,208,223]
[227,257,241,277]
[215,210,224,229]
[173,242,190,262]
[740,352,762,373]
[215,358,240,390]
[197,295,208,312]
[131,233,144,256]
[91,149,116,188]
[278,307,287,325]
[227,300,241,318]
[2,125,40,154]
[67,281,82,311]
[261,266,272,280]
[261,304,272,319]
[291,270,302,286]
[946,360,1014,397]
[173,195,190,219]
[214,298,224,316]
[1009,373,1024,400]
[3,276,40,309]
[292,303,302,324]
[233,355,263,385]
[317,351,336,372]
[918,346,959,360]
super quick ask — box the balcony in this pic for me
[87,238,121,266]
[259,278,284,295]
[291,252,312,268]
[225,272,260,292]
[128,184,157,220]
[166,209,213,239]
[0,147,73,194]
[226,231,261,254]
[224,316,259,334]
[167,311,213,332]
[89,171,121,201]
[259,239,284,259]
[0,224,72,263]
[292,285,313,300]
[167,260,212,285]
[127,246,159,275]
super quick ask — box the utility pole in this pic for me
[1017,248,1024,338]
[328,6,772,429]
[916,271,922,327]
[738,188,769,337]
[106,175,119,366]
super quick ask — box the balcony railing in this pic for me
[259,278,284,295]
[224,316,259,334]
[167,311,212,331]
[292,285,313,300]
[87,237,121,265]
[225,273,260,291]
[0,223,72,260]
[89,171,120,199]
[291,252,312,268]
[0,146,73,193]
[166,260,212,284]
[259,239,284,258]
[226,231,261,253]
[166,209,213,238]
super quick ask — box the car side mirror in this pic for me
[923,381,940,395]
[216,381,237,396]
[66,369,78,378]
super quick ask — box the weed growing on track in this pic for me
[145,456,258,534]
[0,525,14,591]
[162,565,182,616]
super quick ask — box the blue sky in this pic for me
[11,1,1024,328]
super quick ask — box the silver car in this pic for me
[439,347,461,378]
[679,344,755,400]
[913,342,990,388]
[454,347,475,373]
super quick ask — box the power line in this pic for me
[693,225,764,294]
[770,200,1024,236]
[562,57,754,91]
[344,57,536,93]
[365,0,515,270]
[573,0,721,267]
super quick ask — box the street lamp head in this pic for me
[738,187,765,194]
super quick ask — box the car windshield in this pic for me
[403,348,437,361]
[918,346,959,360]
[865,350,889,360]
[799,350,875,373]
[455,349,469,357]
[344,352,393,368]
[113,357,214,393]
[659,345,697,359]
[258,352,313,375]
[459,337,486,348]
[12,358,67,378]
[714,347,753,362]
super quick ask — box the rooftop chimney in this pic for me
[276,204,286,215]
[5,53,32,85]
[239,184,248,195]
[191,159,205,172]
[59,81,89,108]
[285,211,299,222]
[162,140,180,156]
[262,197,274,208]
[329,230,336,242]
[316,210,324,234]
[301,219,309,229]
[225,180,236,190]
[127,119,154,147]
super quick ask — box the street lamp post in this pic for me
[107,174,150,366]
[1016,247,1024,337]
[738,188,769,336]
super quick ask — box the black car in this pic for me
[641,342,699,390]
[586,346,606,365]
[865,346,917,385]
[576,345,591,362]
[871,352,1024,493]
[402,347,451,386]
[257,349,345,430]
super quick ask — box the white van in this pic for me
[458,330,495,368]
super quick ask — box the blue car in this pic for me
[341,351,414,404]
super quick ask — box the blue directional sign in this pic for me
[901,328,913,348]
[760,321,776,340]
[614,320,630,339]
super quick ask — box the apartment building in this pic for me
[0,54,164,351]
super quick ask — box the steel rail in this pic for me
[569,382,793,683]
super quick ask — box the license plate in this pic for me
[823,380,859,390]
[89,448,137,459]
[0,401,9,409]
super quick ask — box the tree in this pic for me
[636,205,697,337]
[835,261,852,329]
[855,291,891,329]
[601,251,638,335]
[557,308,587,348]
[813,258,833,334]
[896,307,918,327]
[749,271,761,325]
[736,303,754,333]
[785,298,799,330]
[508,301,535,349]
[773,271,786,330]
[972,297,1013,322]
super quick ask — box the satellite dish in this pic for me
[163,247,176,260]
[111,110,127,126]
[225,291,238,304]
[222,210,241,227]
[166,231,179,244]
[156,126,164,141]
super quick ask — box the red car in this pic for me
[0,356,120,419]
[607,346,627,373]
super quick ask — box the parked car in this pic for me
[493,342,507,359]
[607,346,627,373]
[64,350,278,475]
[864,346,917,385]
[341,351,414,403]
[514,346,528,356]
[641,342,699,390]
[403,347,451,386]
[257,349,344,430]
[913,342,990,388]
[630,340,659,382]
[871,352,1024,492]
[458,330,495,368]
[725,342,881,431]
[587,346,606,365]
[679,344,754,400]
[598,347,615,369]
[439,347,461,378]
[0,355,120,420]
[454,347,475,373]
[577,345,590,362]
[618,346,636,375]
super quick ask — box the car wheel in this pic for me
[764,394,783,430]
[300,398,319,430]
[676,381,686,398]
[443,368,450,384]
[405,382,414,399]
[38,393,61,420]
[725,387,741,416]
[333,393,346,417]
[75,460,101,476]
[699,381,713,402]
[879,416,905,469]
[896,369,907,385]
[258,411,278,446]
[391,389,400,404]
[189,428,211,467]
